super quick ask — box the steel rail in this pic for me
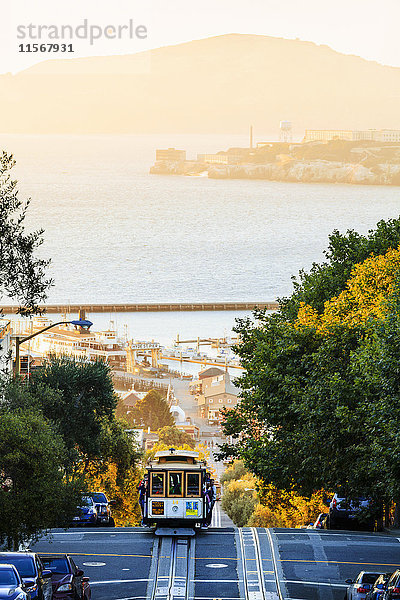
[149,536,192,600]
[266,528,285,600]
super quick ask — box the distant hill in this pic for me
[1,34,400,134]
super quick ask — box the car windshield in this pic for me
[91,493,107,503]
[0,569,18,586]
[362,574,382,584]
[40,557,69,574]
[81,497,93,506]
[0,556,35,578]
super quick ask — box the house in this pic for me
[195,367,239,422]
[0,319,12,373]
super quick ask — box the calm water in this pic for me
[2,133,400,308]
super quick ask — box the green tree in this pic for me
[221,479,257,527]
[220,221,400,523]
[6,355,118,478]
[0,151,52,315]
[0,409,80,549]
[220,460,248,485]
[157,425,195,449]
[132,389,174,430]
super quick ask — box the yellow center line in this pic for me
[43,552,152,558]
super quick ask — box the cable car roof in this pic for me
[148,448,206,469]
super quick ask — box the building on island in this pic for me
[304,129,400,143]
[195,366,239,423]
[197,152,230,164]
[156,148,186,161]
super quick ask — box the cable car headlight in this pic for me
[172,505,178,512]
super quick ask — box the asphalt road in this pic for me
[30,526,400,600]
[273,528,400,600]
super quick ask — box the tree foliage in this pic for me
[220,218,400,517]
[220,461,327,528]
[27,355,117,476]
[0,409,80,549]
[0,151,52,314]
[132,389,174,430]
[221,479,257,527]
[157,425,195,449]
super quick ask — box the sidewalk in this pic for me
[383,528,400,537]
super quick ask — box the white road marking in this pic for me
[205,564,228,568]
[285,580,347,588]
[82,561,106,567]
[211,502,222,528]
[90,578,151,585]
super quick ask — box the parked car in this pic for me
[72,496,98,526]
[313,513,328,529]
[327,494,373,530]
[382,570,400,599]
[39,554,90,600]
[0,563,30,600]
[89,492,115,527]
[345,572,383,600]
[0,552,53,600]
[365,574,392,599]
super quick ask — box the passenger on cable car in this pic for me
[138,474,148,524]
[203,474,215,527]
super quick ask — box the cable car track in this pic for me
[239,527,282,600]
[149,535,194,600]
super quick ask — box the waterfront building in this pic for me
[0,319,12,373]
[195,366,239,423]
[156,148,186,161]
[304,129,353,142]
[304,129,400,143]
[197,152,230,164]
[15,317,126,370]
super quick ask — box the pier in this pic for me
[0,301,278,314]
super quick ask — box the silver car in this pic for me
[345,572,382,600]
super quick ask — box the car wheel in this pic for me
[108,517,115,527]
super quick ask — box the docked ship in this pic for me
[15,316,126,371]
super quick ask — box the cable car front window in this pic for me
[168,471,183,497]
[186,472,201,497]
[151,472,165,496]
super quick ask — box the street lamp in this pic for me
[14,318,93,377]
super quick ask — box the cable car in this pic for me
[142,448,210,534]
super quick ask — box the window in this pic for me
[0,570,18,586]
[40,557,69,575]
[5,557,35,578]
[150,472,165,496]
[209,399,213,403]
[168,471,183,497]
[219,398,223,403]
[227,399,232,404]
[186,472,201,497]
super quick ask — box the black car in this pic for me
[382,570,400,599]
[89,492,115,526]
[327,494,374,530]
[39,554,91,600]
[0,563,30,600]
[0,553,52,600]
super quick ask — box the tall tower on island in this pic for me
[280,121,292,143]
[249,125,254,149]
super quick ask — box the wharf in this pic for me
[0,301,278,314]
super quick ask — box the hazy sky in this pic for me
[1,0,399,74]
